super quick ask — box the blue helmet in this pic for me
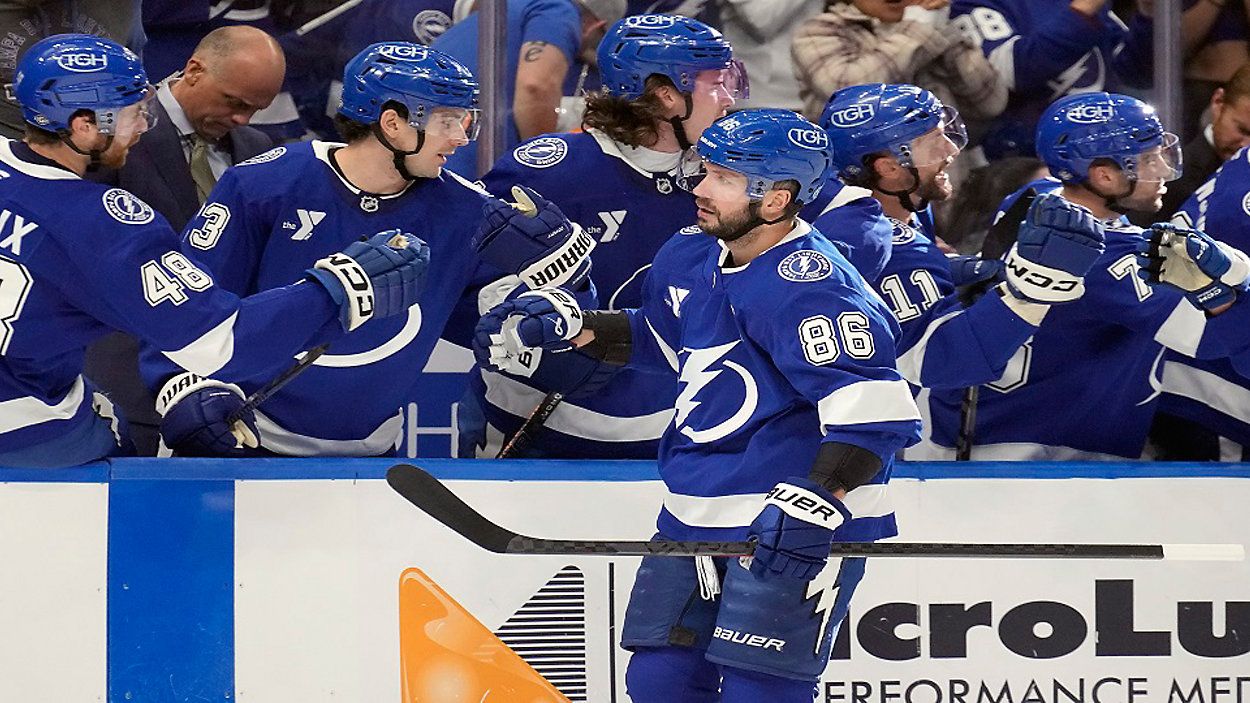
[683,108,832,204]
[598,14,745,100]
[338,42,479,134]
[819,83,966,183]
[1036,92,1181,184]
[12,34,149,133]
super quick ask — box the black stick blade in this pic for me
[387,463,518,553]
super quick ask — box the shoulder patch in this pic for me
[889,217,917,245]
[678,224,702,235]
[102,188,155,225]
[513,137,568,169]
[237,146,286,166]
[777,250,833,282]
[1242,191,1250,217]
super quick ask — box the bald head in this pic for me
[173,25,286,140]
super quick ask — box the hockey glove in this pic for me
[947,255,1005,288]
[1003,194,1105,303]
[747,477,850,581]
[1136,223,1250,311]
[474,288,584,377]
[156,372,259,457]
[306,229,429,332]
[472,185,595,290]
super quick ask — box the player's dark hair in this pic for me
[582,75,678,148]
[24,108,96,145]
[333,100,411,143]
[773,178,803,218]
[1223,62,1250,102]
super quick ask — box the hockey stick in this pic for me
[226,343,329,426]
[386,464,1244,561]
[496,391,564,458]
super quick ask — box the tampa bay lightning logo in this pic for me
[237,146,286,166]
[1242,191,1250,217]
[411,10,452,44]
[777,250,833,282]
[679,224,702,235]
[889,218,917,245]
[514,137,568,169]
[102,188,154,225]
[675,341,759,444]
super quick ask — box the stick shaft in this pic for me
[496,391,564,458]
[226,344,328,424]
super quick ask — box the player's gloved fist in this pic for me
[306,229,430,332]
[156,372,259,457]
[947,255,1005,288]
[473,288,583,377]
[1136,223,1250,310]
[472,185,596,290]
[746,477,850,581]
[1003,194,1105,303]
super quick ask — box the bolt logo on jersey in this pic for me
[412,10,452,45]
[513,137,568,169]
[787,127,828,151]
[1241,192,1250,217]
[888,218,917,245]
[102,188,155,225]
[674,341,760,444]
[238,147,286,166]
[1065,102,1115,124]
[777,250,833,282]
[827,103,875,128]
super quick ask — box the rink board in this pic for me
[0,460,1247,703]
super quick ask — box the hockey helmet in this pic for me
[1036,92,1180,184]
[12,34,153,135]
[338,42,481,141]
[597,14,747,102]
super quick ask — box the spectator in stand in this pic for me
[791,0,1007,130]
[950,0,1157,160]
[720,0,824,112]
[434,0,626,176]
[936,156,1049,255]
[1178,0,1249,141]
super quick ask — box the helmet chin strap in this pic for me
[371,123,425,181]
[668,94,695,152]
[59,132,111,172]
[866,157,928,214]
[1085,177,1137,215]
[718,200,787,243]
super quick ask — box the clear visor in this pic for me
[677,150,769,201]
[692,60,749,104]
[415,106,481,143]
[102,89,157,139]
[1131,132,1182,182]
[903,106,966,168]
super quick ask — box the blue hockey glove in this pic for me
[472,185,595,290]
[155,372,259,457]
[1003,194,1105,303]
[1136,223,1250,310]
[306,229,430,332]
[747,477,850,581]
[947,255,1005,288]
[474,288,584,377]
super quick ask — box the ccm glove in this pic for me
[472,185,595,290]
[306,229,429,331]
[1003,194,1105,303]
[156,372,259,457]
[1136,223,1250,310]
[747,477,851,581]
[473,288,584,377]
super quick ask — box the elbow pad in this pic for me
[808,441,883,493]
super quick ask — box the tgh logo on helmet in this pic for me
[788,127,829,150]
[828,103,875,128]
[624,14,677,28]
[1065,103,1116,124]
[56,52,108,73]
[377,44,428,61]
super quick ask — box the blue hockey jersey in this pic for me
[914,182,1250,460]
[951,0,1152,158]
[626,220,922,542]
[465,130,690,458]
[0,139,340,466]
[153,141,498,456]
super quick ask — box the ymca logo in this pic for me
[828,104,875,128]
[377,43,428,61]
[667,286,689,317]
[289,209,326,241]
[624,14,676,28]
[594,210,627,242]
[1065,102,1115,124]
[787,127,829,151]
[56,52,108,73]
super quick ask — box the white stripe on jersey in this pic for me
[1162,360,1250,422]
[646,318,680,372]
[904,438,1127,462]
[253,409,403,456]
[0,375,86,433]
[895,309,962,385]
[1154,298,1205,358]
[482,369,673,442]
[817,379,920,429]
[163,312,238,377]
[662,484,892,529]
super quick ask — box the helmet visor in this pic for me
[693,60,749,104]
[905,106,966,168]
[107,89,157,139]
[677,150,769,201]
[416,106,481,142]
[1133,132,1182,182]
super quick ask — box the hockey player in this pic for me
[148,42,594,457]
[818,83,1106,398]
[476,109,921,701]
[0,34,428,467]
[459,14,747,458]
[916,92,1250,460]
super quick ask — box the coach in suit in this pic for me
[87,25,285,454]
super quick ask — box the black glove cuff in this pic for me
[579,310,632,365]
[809,441,883,493]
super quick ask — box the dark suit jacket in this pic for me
[1129,134,1222,228]
[85,98,276,454]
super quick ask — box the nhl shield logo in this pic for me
[513,137,568,169]
[360,195,380,212]
[778,250,833,282]
[102,188,155,225]
[656,177,673,194]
